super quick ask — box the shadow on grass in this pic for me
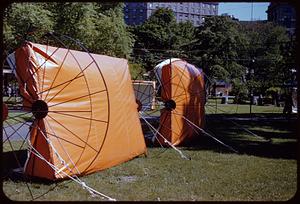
[2,150,27,178]
[183,113,297,160]
[2,150,55,184]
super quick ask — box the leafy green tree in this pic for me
[189,16,249,98]
[4,2,134,58]
[129,63,145,80]
[3,3,54,52]
[48,2,134,58]
[210,64,229,82]
[190,16,248,81]
[231,78,249,103]
[172,21,196,55]
[132,8,196,69]
[92,3,135,58]
[134,8,176,50]
[242,22,291,95]
[48,3,98,43]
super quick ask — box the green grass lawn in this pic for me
[205,98,284,114]
[2,103,297,201]
[3,112,33,126]
[2,148,297,201]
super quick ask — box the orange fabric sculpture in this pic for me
[8,42,146,180]
[156,59,205,146]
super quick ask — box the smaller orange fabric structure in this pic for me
[156,59,206,146]
[7,42,146,180]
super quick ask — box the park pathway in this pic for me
[3,122,32,141]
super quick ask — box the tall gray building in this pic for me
[266,3,296,36]
[124,2,218,26]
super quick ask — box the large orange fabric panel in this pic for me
[24,120,55,179]
[13,42,146,180]
[158,59,205,146]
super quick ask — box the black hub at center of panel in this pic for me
[32,100,49,119]
[164,99,176,111]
